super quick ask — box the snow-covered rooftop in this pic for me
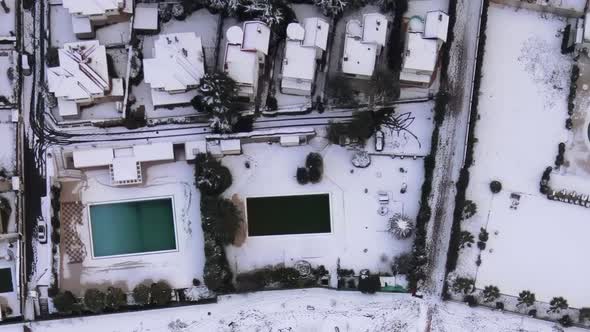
[362,13,388,46]
[143,33,205,92]
[402,32,438,72]
[281,39,317,88]
[224,43,258,93]
[342,35,377,77]
[302,17,330,51]
[133,3,158,31]
[241,21,270,55]
[62,0,125,17]
[424,10,449,42]
[47,40,110,105]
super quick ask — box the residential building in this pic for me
[342,13,389,79]
[223,21,270,101]
[143,32,205,107]
[400,11,449,87]
[47,40,124,118]
[281,18,329,96]
[133,3,159,34]
[62,0,134,39]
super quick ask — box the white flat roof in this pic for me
[220,139,241,152]
[133,4,158,31]
[47,40,110,101]
[143,33,205,92]
[62,0,125,16]
[282,40,316,81]
[362,13,388,46]
[303,17,329,50]
[424,11,449,42]
[184,141,207,161]
[342,35,377,77]
[150,88,198,107]
[242,21,270,55]
[111,158,139,182]
[403,32,438,72]
[57,99,79,117]
[73,148,114,168]
[400,71,432,84]
[224,43,257,86]
[72,16,93,34]
[133,142,174,162]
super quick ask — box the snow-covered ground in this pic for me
[453,4,589,309]
[57,160,204,296]
[0,0,15,39]
[222,132,424,279]
[0,52,15,105]
[0,122,15,173]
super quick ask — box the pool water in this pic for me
[246,194,331,236]
[89,198,176,257]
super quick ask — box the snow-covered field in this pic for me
[58,160,204,295]
[453,4,590,309]
[222,133,424,279]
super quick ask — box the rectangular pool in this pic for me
[89,197,177,258]
[246,193,331,236]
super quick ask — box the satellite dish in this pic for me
[226,26,243,45]
[286,23,305,41]
[346,20,362,38]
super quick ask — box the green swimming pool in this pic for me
[89,198,177,257]
[246,194,331,236]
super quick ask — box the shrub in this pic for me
[464,295,478,307]
[198,72,240,133]
[46,47,59,67]
[490,180,502,194]
[306,153,323,180]
[358,274,381,294]
[84,289,106,313]
[190,95,203,111]
[346,279,356,289]
[172,3,186,20]
[392,252,413,275]
[548,296,568,314]
[461,200,477,220]
[192,279,201,287]
[477,228,489,250]
[195,153,233,196]
[579,307,590,322]
[558,315,573,327]
[201,196,242,245]
[528,309,537,317]
[452,277,474,295]
[233,116,254,133]
[459,231,474,249]
[150,281,172,306]
[482,285,500,303]
[495,301,504,310]
[202,232,234,293]
[235,271,266,292]
[160,4,173,23]
[266,95,278,111]
[53,291,78,314]
[132,284,150,306]
[270,267,301,288]
[105,287,126,311]
[517,290,536,307]
[296,167,309,185]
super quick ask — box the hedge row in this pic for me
[445,0,491,276]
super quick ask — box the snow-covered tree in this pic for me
[39,83,57,109]
[388,213,414,239]
[548,297,568,314]
[452,277,474,295]
[197,72,240,133]
[314,0,346,17]
[517,290,536,307]
[482,285,500,303]
[172,3,186,20]
[241,0,285,26]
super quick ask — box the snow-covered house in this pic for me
[223,21,271,101]
[342,13,389,79]
[281,18,329,96]
[143,33,205,107]
[62,0,134,39]
[400,11,449,87]
[133,3,158,34]
[47,40,124,118]
[72,142,175,185]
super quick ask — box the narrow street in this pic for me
[421,0,485,297]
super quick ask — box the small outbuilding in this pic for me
[133,3,159,34]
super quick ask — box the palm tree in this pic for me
[482,285,500,303]
[517,290,536,307]
[548,297,568,314]
[388,213,414,239]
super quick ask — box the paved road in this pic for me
[421,0,485,297]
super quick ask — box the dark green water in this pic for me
[0,268,13,293]
[246,194,331,236]
[90,198,176,257]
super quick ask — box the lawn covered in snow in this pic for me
[222,134,424,280]
[454,4,590,308]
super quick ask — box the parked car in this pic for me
[37,218,47,244]
[21,54,31,76]
[375,130,384,152]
